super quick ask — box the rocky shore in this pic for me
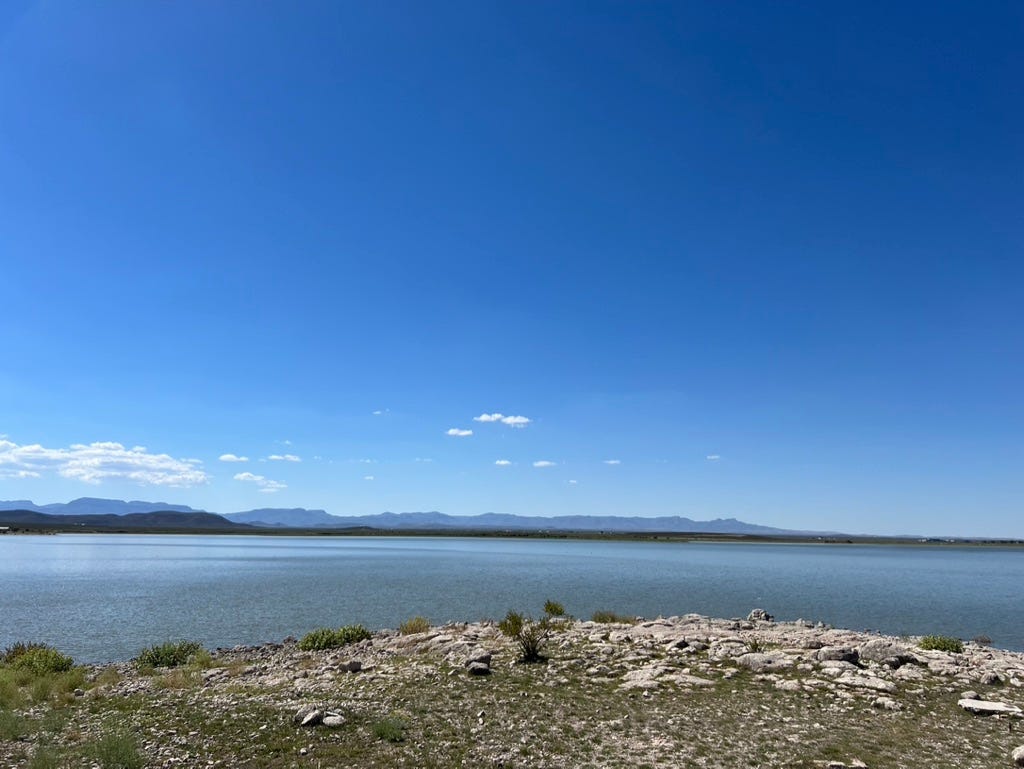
[3,611,1024,767]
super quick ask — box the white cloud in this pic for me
[603,459,621,465]
[706,454,721,461]
[0,438,209,487]
[473,413,532,428]
[233,471,287,493]
[219,453,249,463]
[533,460,556,468]
[364,475,374,481]
[414,457,433,463]
[446,428,473,437]
[372,410,383,416]
[494,459,512,466]
[568,479,578,485]
[358,458,376,464]
[268,454,301,462]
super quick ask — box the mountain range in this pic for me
[0,497,799,535]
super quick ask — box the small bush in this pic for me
[136,641,204,669]
[499,609,562,663]
[8,646,74,676]
[27,747,62,769]
[372,717,406,743]
[86,730,144,769]
[399,616,430,635]
[298,625,372,651]
[0,709,27,740]
[543,599,566,618]
[591,610,636,624]
[919,635,964,653]
[972,634,992,646]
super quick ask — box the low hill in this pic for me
[0,509,251,531]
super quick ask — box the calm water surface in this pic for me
[1,534,1021,662]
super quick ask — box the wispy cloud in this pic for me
[473,413,532,428]
[494,459,512,466]
[568,479,578,485]
[0,438,208,487]
[706,454,721,461]
[233,471,286,493]
[414,457,433,463]
[446,428,473,437]
[533,460,556,468]
[603,459,621,465]
[268,454,301,462]
[363,475,375,481]
[219,453,248,463]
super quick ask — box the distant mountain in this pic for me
[0,497,201,515]
[0,498,800,535]
[0,509,251,530]
[225,508,339,527]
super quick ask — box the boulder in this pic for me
[815,646,860,664]
[1012,745,1024,767]
[465,648,492,667]
[735,652,793,673]
[858,639,917,668]
[293,705,323,727]
[957,698,1023,717]
[467,661,491,676]
[747,608,773,622]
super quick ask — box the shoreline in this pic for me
[3,613,1024,767]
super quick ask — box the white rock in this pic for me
[1011,744,1024,767]
[957,698,1023,716]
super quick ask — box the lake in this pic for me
[1,534,1021,663]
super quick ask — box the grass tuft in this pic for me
[399,616,431,635]
[3,644,74,675]
[298,625,372,651]
[591,610,637,624]
[136,640,204,669]
[372,716,406,743]
[85,729,145,769]
[919,635,964,653]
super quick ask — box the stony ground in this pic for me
[3,612,1024,768]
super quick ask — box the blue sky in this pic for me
[1,2,1021,536]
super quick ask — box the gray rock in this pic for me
[736,652,793,673]
[322,715,345,728]
[467,661,491,676]
[960,690,979,701]
[343,659,362,673]
[957,698,1023,716]
[294,705,323,727]
[465,649,492,667]
[980,670,1002,685]
[815,646,860,664]
[872,696,901,711]
[858,639,917,668]
[1012,745,1024,767]
[747,608,773,622]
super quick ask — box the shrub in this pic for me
[0,709,27,740]
[972,634,992,646]
[399,616,430,635]
[591,610,636,624]
[372,717,406,743]
[136,641,204,669]
[919,635,964,653]
[86,729,144,769]
[7,646,74,676]
[543,599,566,618]
[499,607,564,663]
[298,625,372,651]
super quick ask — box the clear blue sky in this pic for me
[1,2,1021,536]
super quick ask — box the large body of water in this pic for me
[1,534,1021,663]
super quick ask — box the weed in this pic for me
[399,616,431,635]
[499,605,567,663]
[136,640,204,669]
[6,645,74,676]
[85,729,144,769]
[0,709,27,740]
[591,610,637,624]
[543,599,566,618]
[26,747,61,769]
[919,635,964,653]
[372,716,406,743]
[298,625,372,651]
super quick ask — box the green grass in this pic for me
[3,644,74,675]
[591,610,637,624]
[372,716,406,743]
[919,635,964,653]
[85,729,145,769]
[136,640,205,668]
[399,616,431,635]
[0,708,28,740]
[298,625,372,651]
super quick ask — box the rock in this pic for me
[858,639,917,668]
[736,653,793,673]
[342,659,362,673]
[465,648,492,667]
[322,715,345,728]
[835,672,896,693]
[815,646,860,664]
[467,661,491,676]
[1012,745,1024,767]
[960,690,979,701]
[73,688,85,697]
[293,705,323,727]
[872,696,901,711]
[747,608,773,622]
[957,698,1023,716]
[980,671,1002,685]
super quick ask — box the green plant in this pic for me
[136,640,204,669]
[591,610,636,624]
[372,716,406,743]
[26,747,62,769]
[543,599,566,617]
[499,607,564,663]
[919,635,964,653]
[298,624,372,651]
[8,645,74,676]
[86,729,144,769]
[399,616,431,635]
[0,709,27,740]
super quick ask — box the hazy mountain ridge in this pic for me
[0,509,251,530]
[0,497,797,535]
